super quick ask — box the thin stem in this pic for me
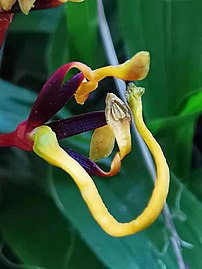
[0,132,15,147]
[96,1,186,268]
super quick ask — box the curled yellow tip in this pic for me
[108,51,150,81]
[75,51,150,104]
[93,51,150,82]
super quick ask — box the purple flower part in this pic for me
[48,111,106,140]
[26,70,84,132]
[8,0,63,13]
[65,148,109,177]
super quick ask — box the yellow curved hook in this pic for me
[30,84,169,237]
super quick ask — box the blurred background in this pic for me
[0,0,202,268]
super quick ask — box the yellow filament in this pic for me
[31,86,169,237]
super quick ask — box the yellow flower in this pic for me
[29,55,170,237]
[0,52,169,237]
[30,84,170,237]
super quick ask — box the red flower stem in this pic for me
[0,132,16,147]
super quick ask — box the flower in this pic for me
[0,0,83,14]
[0,0,83,47]
[1,52,147,174]
[0,62,119,176]
[0,52,170,237]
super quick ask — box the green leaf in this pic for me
[9,8,63,34]
[188,168,202,202]
[49,0,98,73]
[149,89,202,180]
[0,80,36,132]
[168,173,202,269]
[0,164,105,269]
[64,1,98,66]
[118,0,202,120]
[175,89,202,116]
[48,12,70,73]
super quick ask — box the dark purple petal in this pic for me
[64,148,109,177]
[26,69,84,132]
[48,111,106,140]
[32,0,64,10]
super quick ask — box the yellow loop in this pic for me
[30,84,169,238]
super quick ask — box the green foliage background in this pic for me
[0,0,202,268]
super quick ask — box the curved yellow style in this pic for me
[30,84,169,237]
[125,83,170,229]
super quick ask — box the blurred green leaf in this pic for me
[0,166,105,269]
[49,0,98,73]
[118,0,202,120]
[168,173,202,269]
[48,12,70,73]
[64,1,97,66]
[149,89,202,180]
[0,80,35,132]
[9,8,63,33]
[175,89,202,116]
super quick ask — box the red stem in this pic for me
[0,131,16,147]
